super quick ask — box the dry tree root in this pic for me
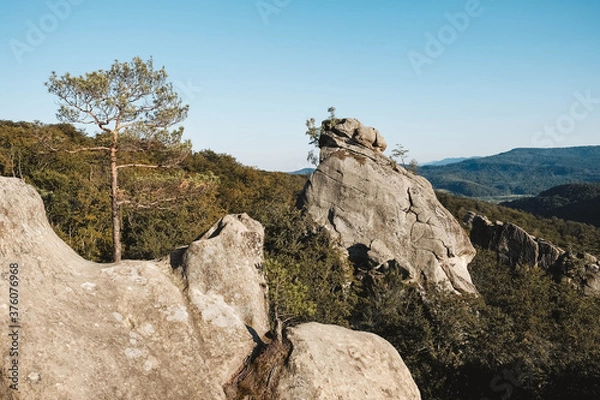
[223,336,292,400]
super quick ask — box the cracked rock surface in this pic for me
[300,118,477,293]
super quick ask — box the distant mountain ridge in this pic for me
[289,167,316,175]
[503,183,600,227]
[419,146,600,198]
[422,156,480,167]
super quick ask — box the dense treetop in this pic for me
[502,183,600,227]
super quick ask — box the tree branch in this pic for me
[64,146,111,153]
[118,198,179,210]
[116,163,162,170]
[37,144,111,154]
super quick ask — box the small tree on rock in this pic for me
[390,144,409,166]
[305,106,337,166]
[407,158,419,174]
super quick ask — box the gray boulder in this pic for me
[0,177,268,399]
[274,323,421,400]
[302,119,477,294]
[320,118,387,155]
[551,252,600,296]
[466,212,600,296]
[180,213,270,385]
[466,213,564,269]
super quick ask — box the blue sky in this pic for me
[1,0,599,171]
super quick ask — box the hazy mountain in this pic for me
[419,146,600,198]
[422,156,480,167]
[289,167,316,175]
[502,183,600,227]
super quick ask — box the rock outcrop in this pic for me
[274,323,421,400]
[319,118,388,154]
[465,211,600,296]
[0,177,267,399]
[552,252,600,296]
[179,213,271,385]
[0,177,423,399]
[465,212,564,269]
[301,118,477,294]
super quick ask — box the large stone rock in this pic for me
[551,252,600,296]
[180,213,270,384]
[274,322,421,400]
[320,118,387,154]
[466,212,600,296]
[301,118,477,294]
[0,177,268,399]
[0,177,425,398]
[466,213,564,269]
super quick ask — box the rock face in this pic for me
[319,118,388,154]
[0,177,268,399]
[301,118,477,294]
[465,212,564,269]
[552,252,600,296]
[180,213,271,385]
[465,212,600,295]
[0,177,423,399]
[274,322,421,400]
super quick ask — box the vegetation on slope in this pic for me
[437,191,600,256]
[0,120,306,261]
[502,183,600,227]
[420,146,600,197]
[2,120,600,399]
[354,251,600,400]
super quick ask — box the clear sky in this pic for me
[1,0,599,171]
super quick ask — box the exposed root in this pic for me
[223,336,292,400]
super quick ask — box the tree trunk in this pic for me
[110,146,122,262]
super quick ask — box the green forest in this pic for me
[420,147,600,198]
[502,183,600,228]
[2,120,600,400]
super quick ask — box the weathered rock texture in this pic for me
[274,323,421,400]
[552,252,600,296]
[181,214,270,384]
[0,177,268,399]
[465,211,600,295]
[0,177,423,399]
[465,212,564,270]
[302,118,477,294]
[319,118,388,155]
